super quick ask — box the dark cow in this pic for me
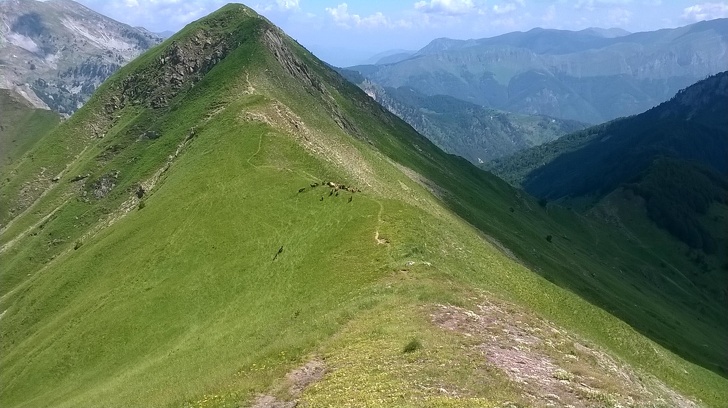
[273,246,284,260]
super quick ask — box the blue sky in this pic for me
[74,0,728,66]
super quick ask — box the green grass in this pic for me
[1,4,726,408]
[299,299,524,408]
[1,110,386,407]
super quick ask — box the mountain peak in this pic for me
[208,2,262,20]
[93,2,273,113]
[580,27,631,38]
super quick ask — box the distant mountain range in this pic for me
[0,0,162,114]
[339,68,587,162]
[347,19,727,124]
[153,30,176,39]
[359,48,415,65]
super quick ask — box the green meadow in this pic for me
[1,5,725,407]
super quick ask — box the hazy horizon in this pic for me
[64,0,728,66]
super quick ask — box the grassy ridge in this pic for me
[0,92,388,406]
[1,4,726,407]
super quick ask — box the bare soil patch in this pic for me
[252,359,326,408]
[431,296,698,407]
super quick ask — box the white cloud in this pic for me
[492,1,525,14]
[276,0,299,10]
[607,7,632,25]
[575,0,632,11]
[256,0,300,12]
[682,2,728,21]
[326,3,354,26]
[413,0,484,16]
[493,3,517,14]
[78,0,228,30]
[325,3,397,28]
[543,4,557,22]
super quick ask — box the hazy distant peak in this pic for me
[155,30,176,39]
[580,27,631,38]
[359,49,414,65]
[416,37,479,55]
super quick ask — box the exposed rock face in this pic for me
[88,170,119,199]
[264,29,326,94]
[112,31,233,110]
[0,0,162,114]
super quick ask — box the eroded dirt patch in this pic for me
[239,99,377,192]
[431,297,698,407]
[252,359,327,408]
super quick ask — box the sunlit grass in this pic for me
[0,5,726,408]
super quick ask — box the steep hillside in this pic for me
[347,19,728,123]
[1,5,726,407]
[0,0,162,114]
[490,71,728,309]
[490,72,727,203]
[342,74,586,163]
[0,88,61,168]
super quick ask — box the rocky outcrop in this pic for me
[87,170,119,199]
[112,31,233,111]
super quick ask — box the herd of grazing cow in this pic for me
[297,180,360,203]
[274,181,361,260]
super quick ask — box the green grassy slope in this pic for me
[0,89,60,169]
[1,4,726,407]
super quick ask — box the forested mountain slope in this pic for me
[490,71,728,318]
[337,69,587,163]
